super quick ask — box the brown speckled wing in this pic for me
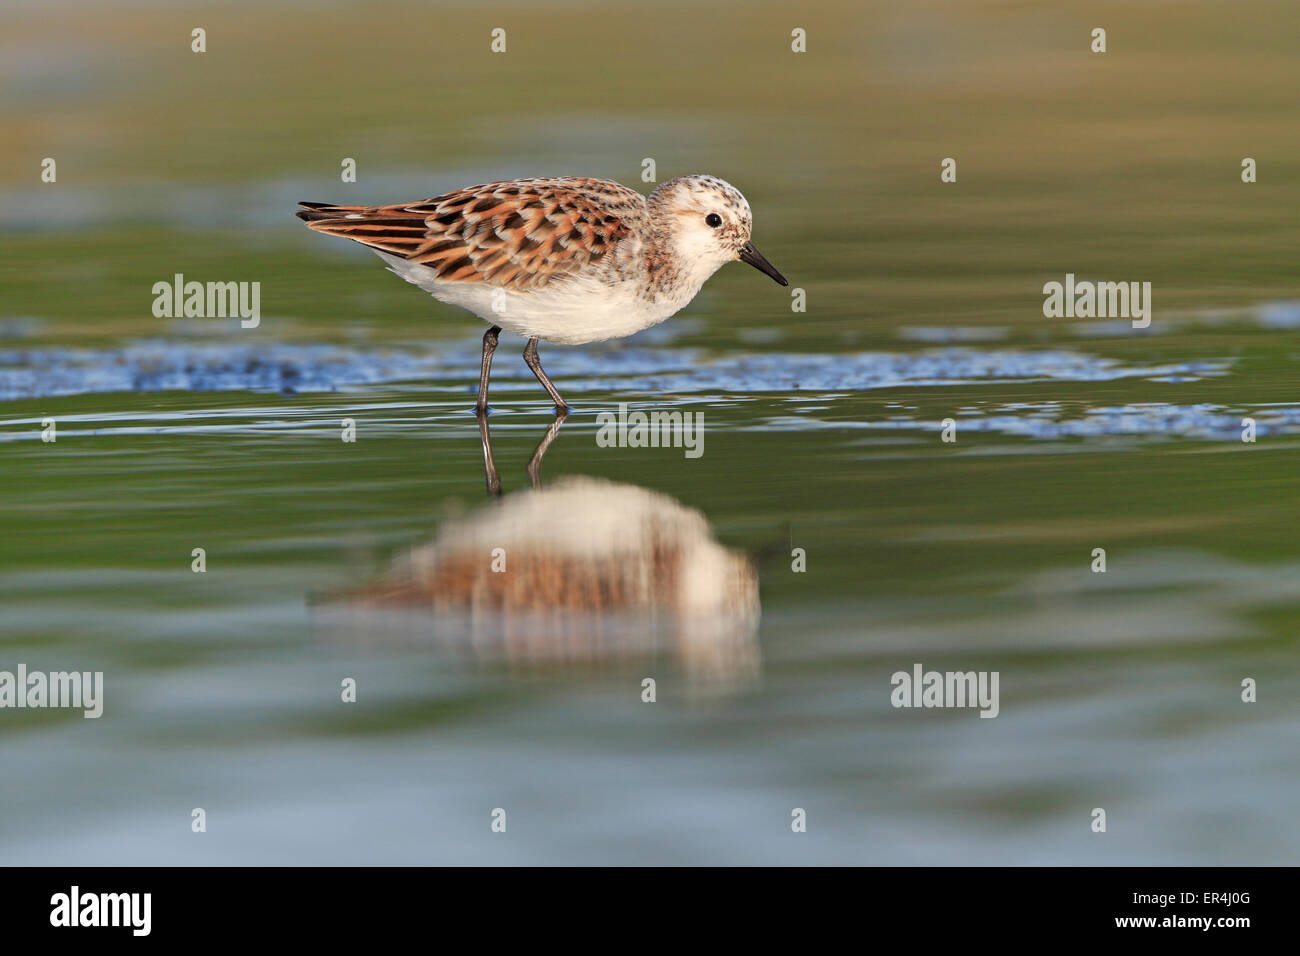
[296,178,644,290]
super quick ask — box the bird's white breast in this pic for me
[373,250,708,345]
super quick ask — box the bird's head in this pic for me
[647,175,787,286]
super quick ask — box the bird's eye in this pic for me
[705,213,722,228]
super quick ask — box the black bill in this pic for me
[738,241,788,286]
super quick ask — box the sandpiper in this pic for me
[296,175,787,413]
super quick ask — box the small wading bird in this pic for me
[296,175,787,414]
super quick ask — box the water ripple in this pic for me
[0,339,1233,401]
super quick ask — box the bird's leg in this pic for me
[526,410,569,490]
[522,337,570,414]
[476,407,503,498]
[475,325,501,414]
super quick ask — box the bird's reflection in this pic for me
[318,413,760,694]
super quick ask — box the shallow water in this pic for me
[3,324,1299,864]
[3,0,1300,865]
